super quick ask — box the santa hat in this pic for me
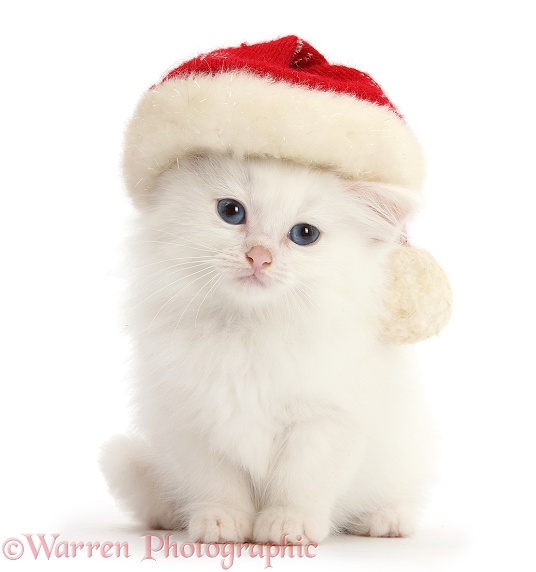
[122,36,451,343]
[123,35,424,204]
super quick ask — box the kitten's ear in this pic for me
[348,181,420,242]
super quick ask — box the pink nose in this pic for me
[246,246,272,271]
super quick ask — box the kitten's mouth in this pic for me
[239,272,267,287]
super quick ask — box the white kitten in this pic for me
[100,153,436,543]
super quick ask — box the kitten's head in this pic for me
[135,154,417,321]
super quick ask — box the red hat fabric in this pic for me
[123,35,424,205]
[162,36,399,113]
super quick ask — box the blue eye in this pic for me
[288,223,320,246]
[217,199,246,225]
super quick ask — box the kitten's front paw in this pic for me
[188,506,253,543]
[253,507,330,544]
[348,505,416,538]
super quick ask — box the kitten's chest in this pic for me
[177,324,338,475]
[186,322,327,395]
[187,325,314,418]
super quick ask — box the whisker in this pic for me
[134,265,215,310]
[295,281,321,314]
[138,261,212,286]
[172,273,221,339]
[195,275,223,327]
[288,285,308,327]
[134,255,215,271]
[148,268,217,330]
[282,289,295,338]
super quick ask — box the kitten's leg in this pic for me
[101,434,256,542]
[168,434,256,543]
[99,434,180,530]
[335,392,436,538]
[253,417,360,544]
[343,504,417,537]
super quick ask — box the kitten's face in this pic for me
[139,154,413,317]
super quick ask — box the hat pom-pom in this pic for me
[380,245,452,344]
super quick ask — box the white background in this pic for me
[1,1,535,570]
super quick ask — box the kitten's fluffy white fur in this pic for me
[100,154,436,543]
